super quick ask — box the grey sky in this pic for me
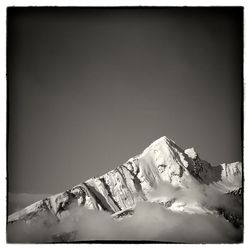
[8,7,243,194]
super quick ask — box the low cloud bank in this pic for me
[7,202,242,243]
[7,181,242,243]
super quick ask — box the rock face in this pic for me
[8,136,242,227]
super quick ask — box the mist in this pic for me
[7,181,242,243]
[149,181,242,215]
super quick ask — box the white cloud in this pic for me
[7,201,242,243]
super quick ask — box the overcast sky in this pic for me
[7,7,243,194]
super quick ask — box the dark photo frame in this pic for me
[6,6,243,243]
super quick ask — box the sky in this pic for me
[7,7,243,195]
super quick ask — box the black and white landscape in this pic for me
[7,7,243,243]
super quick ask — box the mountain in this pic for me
[7,136,243,242]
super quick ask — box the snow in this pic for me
[184,147,198,159]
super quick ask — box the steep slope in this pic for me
[8,136,242,227]
[185,147,242,191]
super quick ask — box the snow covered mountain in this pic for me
[7,136,243,242]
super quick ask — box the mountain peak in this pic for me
[147,136,175,146]
[8,136,242,233]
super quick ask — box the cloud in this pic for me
[7,201,242,243]
[7,181,242,243]
[149,180,242,215]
